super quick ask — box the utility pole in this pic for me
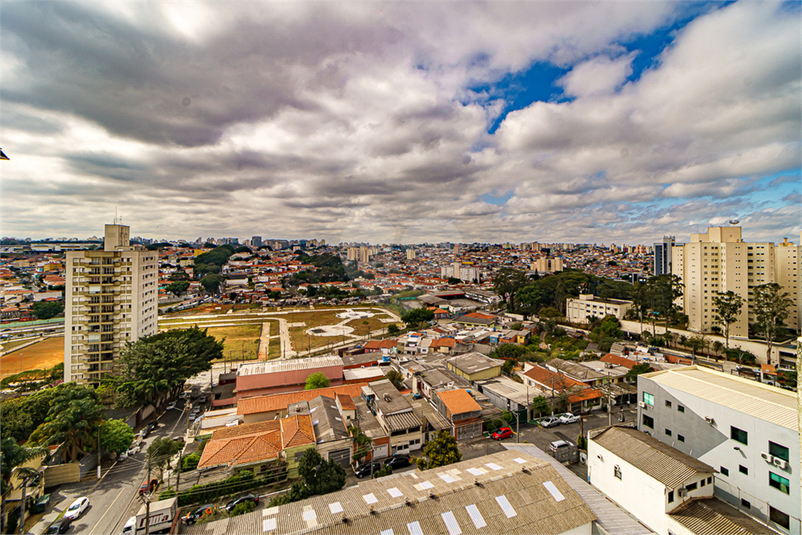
[97,424,102,480]
[145,460,152,535]
[516,411,520,443]
[175,449,183,497]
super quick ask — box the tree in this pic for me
[147,437,183,481]
[100,419,135,455]
[200,274,224,294]
[446,277,461,285]
[31,301,64,320]
[118,327,222,409]
[414,430,461,470]
[712,341,724,356]
[295,448,346,496]
[752,283,793,363]
[30,383,105,461]
[165,280,190,297]
[493,268,528,312]
[494,344,527,360]
[686,336,704,356]
[385,370,405,391]
[387,324,400,336]
[0,438,47,533]
[531,396,550,418]
[712,291,744,349]
[305,372,331,390]
[516,284,547,318]
[625,363,654,379]
[401,308,434,329]
[373,465,393,478]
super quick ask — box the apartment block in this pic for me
[637,366,799,534]
[531,256,563,273]
[653,235,675,276]
[64,224,158,384]
[672,227,800,351]
[440,262,479,282]
[566,294,632,324]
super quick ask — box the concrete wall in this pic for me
[44,464,80,487]
[638,375,799,534]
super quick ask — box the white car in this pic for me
[558,412,580,424]
[166,402,176,410]
[64,497,89,521]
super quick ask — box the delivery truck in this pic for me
[121,497,177,535]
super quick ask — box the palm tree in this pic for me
[29,398,105,462]
[0,439,46,533]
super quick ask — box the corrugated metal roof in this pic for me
[590,426,714,490]
[237,355,343,376]
[181,450,596,535]
[645,366,797,431]
[669,498,781,535]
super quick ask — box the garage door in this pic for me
[328,449,351,467]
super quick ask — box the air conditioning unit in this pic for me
[678,488,688,497]
[760,452,773,463]
[773,458,789,470]
[704,416,715,424]
[638,401,647,408]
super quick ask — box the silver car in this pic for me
[558,412,580,424]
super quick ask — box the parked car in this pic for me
[166,402,176,411]
[146,421,159,432]
[117,450,128,462]
[224,493,259,513]
[183,504,215,525]
[354,461,382,478]
[140,427,150,439]
[63,497,89,521]
[558,413,580,424]
[44,518,72,534]
[491,427,514,440]
[198,396,208,404]
[139,479,158,495]
[384,455,411,470]
[540,416,561,428]
[549,440,575,453]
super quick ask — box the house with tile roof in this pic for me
[237,384,368,424]
[198,414,316,477]
[435,389,483,441]
[521,364,603,413]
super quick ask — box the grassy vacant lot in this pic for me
[287,308,394,354]
[1,336,64,379]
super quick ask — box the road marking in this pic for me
[87,486,128,535]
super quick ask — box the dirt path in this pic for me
[257,322,271,360]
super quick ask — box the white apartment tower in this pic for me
[64,224,158,384]
[672,227,800,358]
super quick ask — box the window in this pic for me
[769,441,789,462]
[707,477,712,485]
[720,467,729,476]
[678,405,685,413]
[665,429,672,437]
[667,491,674,503]
[665,400,672,408]
[769,472,790,494]
[642,392,654,406]
[643,414,654,429]
[739,465,748,475]
[741,498,751,509]
[730,426,748,445]
[678,434,685,443]
[770,507,790,530]
[686,482,697,492]
[614,466,621,480]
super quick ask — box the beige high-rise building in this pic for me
[531,256,563,273]
[406,249,416,260]
[672,227,799,349]
[64,224,158,384]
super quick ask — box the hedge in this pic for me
[176,461,287,507]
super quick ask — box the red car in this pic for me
[492,427,514,440]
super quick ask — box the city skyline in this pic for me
[2,1,800,244]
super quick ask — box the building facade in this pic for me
[64,224,158,384]
[654,235,675,276]
[637,366,799,534]
[566,294,632,324]
[672,227,800,350]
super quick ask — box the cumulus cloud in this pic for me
[0,1,799,245]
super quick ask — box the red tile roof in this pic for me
[600,354,637,370]
[437,389,481,416]
[237,383,367,415]
[523,365,586,391]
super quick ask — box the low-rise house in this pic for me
[435,389,483,440]
[364,380,423,456]
[237,384,367,424]
[446,352,502,382]
[521,364,603,414]
[234,356,344,397]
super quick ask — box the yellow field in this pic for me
[1,336,64,378]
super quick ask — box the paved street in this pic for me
[40,399,190,535]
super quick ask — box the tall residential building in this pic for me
[251,236,262,247]
[531,256,563,273]
[358,246,371,264]
[672,227,800,361]
[638,366,799,534]
[653,235,675,275]
[775,235,801,333]
[64,224,158,384]
[406,249,416,260]
[440,262,479,282]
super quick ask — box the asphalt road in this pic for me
[54,399,189,535]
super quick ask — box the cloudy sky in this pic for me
[1,1,800,245]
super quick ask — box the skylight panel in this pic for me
[329,502,343,514]
[441,511,462,535]
[408,521,423,535]
[302,509,316,522]
[439,474,457,483]
[465,504,486,529]
[263,507,279,517]
[388,487,403,498]
[381,530,395,535]
[485,463,503,471]
[466,468,486,476]
[495,495,517,518]
[363,493,378,504]
[263,518,277,531]
[543,481,565,502]
[513,457,527,464]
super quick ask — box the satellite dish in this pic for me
[729,219,740,225]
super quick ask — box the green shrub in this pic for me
[373,465,392,479]
[230,501,256,516]
[159,487,176,500]
[177,463,286,507]
[182,452,201,471]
